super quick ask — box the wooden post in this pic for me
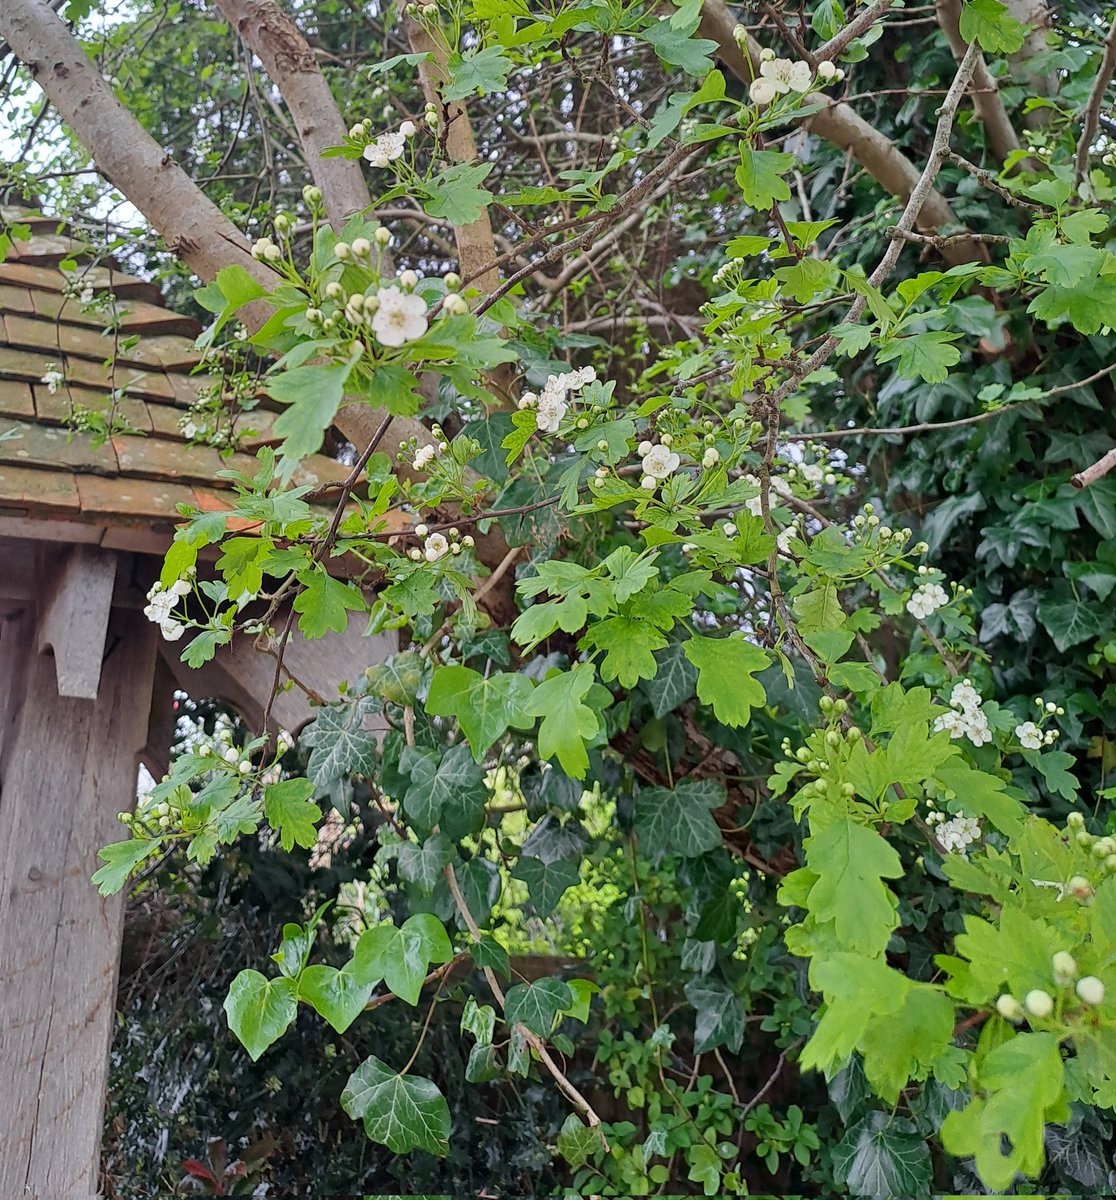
[0,584,157,1198]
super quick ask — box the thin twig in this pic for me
[1072,448,1116,490]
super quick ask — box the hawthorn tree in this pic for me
[4,0,1116,1192]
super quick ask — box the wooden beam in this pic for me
[36,545,117,699]
[0,606,158,1198]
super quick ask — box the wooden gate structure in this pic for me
[0,210,393,1197]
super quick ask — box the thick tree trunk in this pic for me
[211,0,373,231]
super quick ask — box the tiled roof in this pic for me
[0,207,353,553]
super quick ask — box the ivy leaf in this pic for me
[833,1111,932,1199]
[224,970,297,1061]
[264,778,322,852]
[422,162,494,225]
[684,635,768,727]
[634,778,724,858]
[341,1056,451,1156]
[401,743,487,836]
[397,833,453,893]
[1036,591,1107,652]
[351,914,454,1005]
[302,696,380,788]
[267,362,351,464]
[504,977,574,1035]
[298,964,375,1033]
[557,1113,600,1168]
[649,642,699,716]
[684,976,746,1054]
[526,664,601,778]
[805,819,902,955]
[92,836,160,896]
[959,0,1026,53]
[443,46,513,101]
[513,856,580,918]
[735,147,794,210]
[425,665,536,760]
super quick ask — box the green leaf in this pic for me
[351,914,454,1005]
[1037,591,1106,652]
[298,964,375,1033]
[264,778,322,851]
[805,819,902,955]
[793,584,846,631]
[683,634,768,727]
[224,970,297,1061]
[833,1112,932,1200]
[641,21,719,75]
[959,0,1026,53]
[634,778,724,858]
[649,642,699,715]
[267,363,351,464]
[513,856,580,918]
[341,1056,451,1156]
[526,664,601,778]
[557,1113,601,1168]
[92,836,159,895]
[504,977,574,1035]
[294,570,365,639]
[941,1032,1066,1190]
[580,616,667,687]
[425,666,536,760]
[876,331,962,383]
[736,147,794,210]
[422,161,494,225]
[684,976,746,1054]
[443,45,514,101]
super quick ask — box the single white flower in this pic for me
[399,120,417,137]
[362,131,406,166]
[371,286,428,347]
[424,532,450,562]
[159,619,186,642]
[535,392,567,433]
[1016,721,1044,751]
[800,462,824,485]
[760,57,813,94]
[41,366,64,395]
[641,444,681,480]
[749,76,779,106]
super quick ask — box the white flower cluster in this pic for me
[413,438,447,471]
[744,45,845,106]
[934,678,992,746]
[741,472,789,518]
[1015,721,1044,750]
[1014,697,1062,750]
[362,121,416,167]
[143,575,192,641]
[928,812,981,855]
[41,365,64,395]
[408,522,474,564]
[907,582,948,619]
[520,366,597,434]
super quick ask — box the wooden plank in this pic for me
[0,602,34,778]
[37,545,117,698]
[0,600,158,1198]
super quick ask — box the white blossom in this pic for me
[906,582,948,619]
[641,444,680,480]
[399,120,417,137]
[371,286,428,346]
[41,366,64,395]
[362,131,406,167]
[532,367,594,434]
[142,578,191,641]
[932,813,982,855]
[536,392,568,433]
[1016,721,1044,751]
[799,462,824,486]
[760,57,813,94]
[749,76,779,106]
[413,443,439,470]
[423,532,450,562]
[933,678,992,746]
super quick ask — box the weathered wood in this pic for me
[37,544,117,699]
[0,601,34,776]
[0,600,157,1199]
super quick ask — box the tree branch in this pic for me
[212,0,373,230]
[1074,11,1116,186]
[697,0,986,267]
[1072,448,1116,490]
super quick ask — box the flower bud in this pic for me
[995,993,1023,1022]
[351,237,372,258]
[1023,988,1054,1018]
[1077,976,1106,1006]
[335,241,351,259]
[444,271,462,291]
[1068,874,1094,901]
[415,523,429,537]
[302,184,323,207]
[399,269,419,290]
[1052,951,1078,986]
